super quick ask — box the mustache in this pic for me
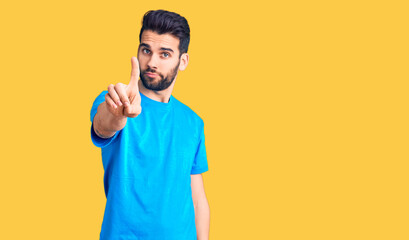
[145,67,156,73]
[142,68,163,79]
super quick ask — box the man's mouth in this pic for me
[145,72,157,78]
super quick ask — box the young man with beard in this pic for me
[90,10,210,240]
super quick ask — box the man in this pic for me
[90,10,210,240]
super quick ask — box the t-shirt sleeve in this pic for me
[90,90,120,148]
[190,120,209,174]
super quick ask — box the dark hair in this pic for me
[139,10,190,57]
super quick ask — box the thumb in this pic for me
[124,102,142,118]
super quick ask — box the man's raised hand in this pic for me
[105,57,142,118]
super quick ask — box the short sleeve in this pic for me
[90,90,120,148]
[190,120,209,174]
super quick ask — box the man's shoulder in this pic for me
[172,96,204,124]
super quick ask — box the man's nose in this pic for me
[147,54,159,70]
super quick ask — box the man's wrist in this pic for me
[93,123,115,139]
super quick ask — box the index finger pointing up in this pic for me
[129,56,140,86]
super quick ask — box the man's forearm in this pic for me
[194,198,210,240]
[94,102,127,138]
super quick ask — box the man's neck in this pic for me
[138,80,175,103]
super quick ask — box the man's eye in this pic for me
[162,52,169,58]
[143,49,150,54]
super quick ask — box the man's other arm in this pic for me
[191,174,210,240]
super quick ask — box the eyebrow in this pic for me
[139,43,174,53]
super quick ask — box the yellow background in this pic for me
[1,0,408,239]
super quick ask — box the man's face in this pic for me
[138,30,182,91]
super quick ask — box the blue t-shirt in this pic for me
[90,91,208,240]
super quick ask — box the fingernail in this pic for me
[117,101,122,106]
[112,104,117,109]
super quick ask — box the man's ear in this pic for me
[178,53,189,71]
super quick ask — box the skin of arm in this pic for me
[93,101,128,139]
[191,174,210,240]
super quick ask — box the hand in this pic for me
[105,57,142,118]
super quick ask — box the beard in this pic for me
[140,60,180,91]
